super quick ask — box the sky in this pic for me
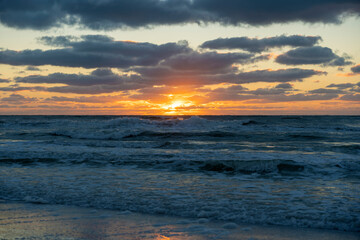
[0,0,360,115]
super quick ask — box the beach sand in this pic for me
[0,200,358,240]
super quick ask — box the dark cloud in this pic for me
[200,35,322,52]
[45,84,144,95]
[0,86,46,92]
[6,66,324,94]
[0,0,68,30]
[262,93,338,102]
[339,94,360,101]
[0,35,191,68]
[45,95,126,103]
[135,62,325,86]
[0,78,10,83]
[26,66,41,71]
[327,83,355,89]
[0,93,37,103]
[13,69,146,94]
[161,51,254,73]
[193,0,360,26]
[247,87,291,96]
[0,1,359,30]
[132,52,260,81]
[275,46,353,66]
[308,88,344,94]
[351,64,360,74]
[15,68,140,86]
[235,68,325,83]
[204,84,338,103]
[275,83,293,89]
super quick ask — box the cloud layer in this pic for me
[1,0,359,30]
[0,35,191,68]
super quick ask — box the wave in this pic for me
[2,155,359,177]
[1,163,358,232]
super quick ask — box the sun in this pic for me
[161,99,192,114]
[168,100,184,109]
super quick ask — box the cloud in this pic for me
[26,66,41,71]
[275,46,353,66]
[0,35,191,68]
[193,0,360,26]
[275,83,293,89]
[200,35,322,52]
[308,81,360,97]
[8,65,324,94]
[5,68,148,94]
[15,68,140,86]
[134,59,325,86]
[44,84,144,94]
[235,68,325,83]
[308,88,345,94]
[0,86,46,92]
[262,93,339,102]
[339,94,360,101]
[327,83,356,89]
[195,79,360,104]
[44,95,126,103]
[162,51,254,72]
[351,64,360,74]
[0,78,10,83]
[0,1,359,30]
[203,84,338,103]
[0,93,37,103]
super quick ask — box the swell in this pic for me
[1,157,350,175]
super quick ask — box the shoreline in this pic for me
[0,200,358,240]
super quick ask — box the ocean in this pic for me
[0,115,359,232]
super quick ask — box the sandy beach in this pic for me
[0,200,358,240]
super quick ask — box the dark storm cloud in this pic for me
[200,35,322,53]
[0,0,67,30]
[351,64,360,73]
[0,35,191,68]
[0,0,359,30]
[275,46,353,66]
[193,0,360,26]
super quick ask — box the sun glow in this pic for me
[161,99,193,114]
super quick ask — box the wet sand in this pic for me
[0,200,358,240]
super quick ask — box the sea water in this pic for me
[0,115,359,231]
